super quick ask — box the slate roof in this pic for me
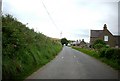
[91,30,103,37]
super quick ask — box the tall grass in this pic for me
[2,14,62,80]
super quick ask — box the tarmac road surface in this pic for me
[27,46,118,79]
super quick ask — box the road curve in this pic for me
[27,46,118,79]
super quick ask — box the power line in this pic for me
[40,0,89,40]
[41,0,61,32]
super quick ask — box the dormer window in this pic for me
[104,36,108,41]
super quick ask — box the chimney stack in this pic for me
[103,24,107,30]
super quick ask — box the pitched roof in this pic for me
[91,30,103,37]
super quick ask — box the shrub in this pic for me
[93,39,106,48]
[99,48,120,64]
[113,49,120,64]
[94,43,105,50]
[99,47,108,57]
[113,49,120,59]
[105,48,115,59]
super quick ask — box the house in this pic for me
[90,24,120,48]
[71,39,88,48]
[71,40,81,46]
[79,39,87,48]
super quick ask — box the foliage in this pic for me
[98,47,120,69]
[113,49,120,65]
[72,46,120,70]
[2,14,62,80]
[72,47,99,58]
[93,39,106,49]
[99,48,120,63]
[113,49,120,60]
[61,38,68,46]
[99,47,108,57]
[94,43,105,50]
[104,48,115,59]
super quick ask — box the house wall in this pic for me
[103,28,115,47]
[90,37,102,45]
[90,26,116,47]
[90,30,103,45]
[114,36,120,48]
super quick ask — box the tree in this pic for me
[61,38,68,46]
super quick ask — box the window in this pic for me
[104,36,108,41]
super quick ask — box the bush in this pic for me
[113,49,120,59]
[99,47,108,57]
[93,39,106,48]
[113,49,120,64]
[94,43,105,50]
[104,48,115,59]
[99,48,120,64]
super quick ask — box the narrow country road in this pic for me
[27,46,118,79]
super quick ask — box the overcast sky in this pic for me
[2,0,119,42]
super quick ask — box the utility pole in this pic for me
[60,31,62,39]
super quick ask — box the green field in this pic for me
[2,14,62,80]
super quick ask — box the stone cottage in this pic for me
[90,24,120,48]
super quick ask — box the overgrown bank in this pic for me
[2,14,62,80]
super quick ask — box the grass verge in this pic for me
[72,46,120,70]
